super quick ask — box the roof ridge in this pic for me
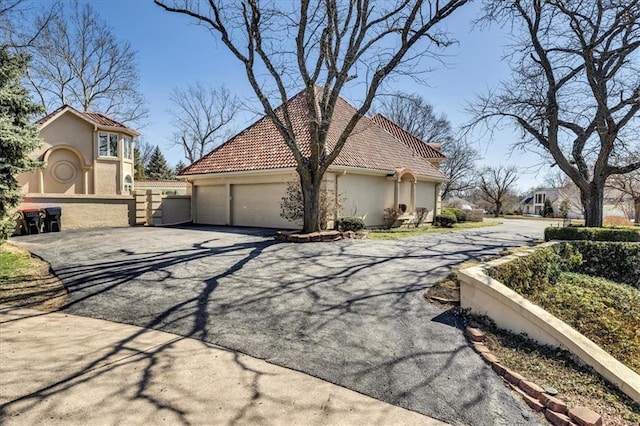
[370,114,445,159]
[181,88,313,176]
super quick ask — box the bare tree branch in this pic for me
[169,83,240,164]
[26,1,148,127]
[469,0,640,226]
[155,0,469,232]
[477,165,519,217]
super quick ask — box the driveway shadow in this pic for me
[4,223,544,425]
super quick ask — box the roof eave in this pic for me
[38,106,139,136]
[328,165,448,183]
[178,167,298,180]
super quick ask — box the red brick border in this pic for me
[464,326,602,426]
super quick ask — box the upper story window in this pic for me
[123,136,133,160]
[534,193,546,204]
[98,132,119,157]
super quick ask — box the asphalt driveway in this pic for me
[14,219,552,425]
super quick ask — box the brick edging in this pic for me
[275,230,358,242]
[465,326,603,426]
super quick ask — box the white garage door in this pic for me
[231,183,293,228]
[195,185,226,225]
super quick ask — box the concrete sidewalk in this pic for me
[0,307,446,425]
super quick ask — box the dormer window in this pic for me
[98,132,119,157]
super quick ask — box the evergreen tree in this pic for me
[133,147,146,180]
[0,48,43,242]
[174,160,187,176]
[144,146,173,180]
[542,199,555,218]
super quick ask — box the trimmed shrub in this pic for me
[442,207,467,222]
[545,226,640,242]
[382,207,401,229]
[487,247,563,295]
[555,241,640,288]
[434,211,457,228]
[337,216,365,232]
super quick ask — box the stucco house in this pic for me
[179,90,448,229]
[17,105,139,195]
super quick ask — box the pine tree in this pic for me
[174,160,187,176]
[0,48,43,242]
[133,147,146,180]
[144,146,173,180]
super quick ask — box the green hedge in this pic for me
[442,207,467,222]
[555,242,640,288]
[434,211,457,228]
[487,248,565,295]
[545,226,640,242]
[489,242,639,291]
[337,216,365,232]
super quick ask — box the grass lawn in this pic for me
[367,220,500,240]
[0,243,66,311]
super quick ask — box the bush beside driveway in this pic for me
[12,220,550,426]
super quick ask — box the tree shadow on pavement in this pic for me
[1,225,541,425]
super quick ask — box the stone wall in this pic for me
[20,194,135,229]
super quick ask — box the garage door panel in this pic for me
[232,183,294,228]
[196,185,226,225]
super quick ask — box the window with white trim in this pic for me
[124,175,133,193]
[123,135,133,160]
[98,132,119,157]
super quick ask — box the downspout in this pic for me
[335,170,346,228]
[92,125,98,194]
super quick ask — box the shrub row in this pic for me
[487,247,566,295]
[545,226,640,242]
[488,242,640,291]
[555,242,640,288]
[336,216,365,232]
[434,207,468,228]
[442,208,467,222]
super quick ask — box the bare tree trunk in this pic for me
[300,170,322,233]
[494,202,502,217]
[583,182,605,227]
[635,198,640,225]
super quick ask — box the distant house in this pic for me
[520,186,631,220]
[17,105,139,195]
[135,180,188,195]
[179,89,449,229]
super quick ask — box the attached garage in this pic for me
[195,185,226,225]
[231,183,292,228]
[179,91,449,230]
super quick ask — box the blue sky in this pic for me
[86,0,551,192]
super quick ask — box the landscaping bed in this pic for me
[470,315,640,426]
[487,242,640,375]
[0,243,66,311]
[367,220,499,240]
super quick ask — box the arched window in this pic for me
[124,175,133,193]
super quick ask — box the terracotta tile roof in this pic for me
[36,104,133,132]
[370,114,445,160]
[181,90,447,182]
